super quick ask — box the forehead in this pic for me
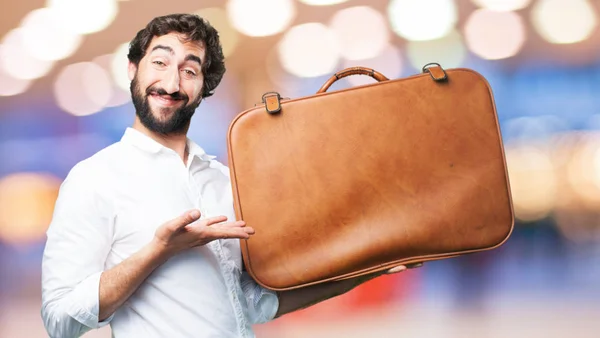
[147,33,205,59]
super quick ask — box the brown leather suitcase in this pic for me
[226,64,514,291]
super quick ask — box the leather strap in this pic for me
[317,67,389,93]
[318,64,448,94]
[422,63,448,82]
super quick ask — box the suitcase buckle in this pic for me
[422,63,447,82]
[262,91,282,114]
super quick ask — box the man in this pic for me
[41,13,409,338]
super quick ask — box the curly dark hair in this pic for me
[127,13,226,98]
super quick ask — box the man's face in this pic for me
[129,33,206,135]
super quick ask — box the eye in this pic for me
[153,60,166,66]
[183,69,197,77]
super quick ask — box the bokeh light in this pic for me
[20,7,82,62]
[464,9,526,60]
[1,2,600,337]
[93,54,131,107]
[0,48,32,96]
[471,0,532,11]
[111,42,131,92]
[299,0,349,5]
[54,62,112,116]
[506,145,558,222]
[0,28,54,80]
[329,6,389,61]
[388,0,458,41]
[195,7,240,58]
[566,135,600,207]
[531,0,598,44]
[593,146,600,190]
[278,23,340,78]
[406,29,466,71]
[227,0,296,37]
[265,45,307,91]
[0,173,60,245]
[342,44,403,87]
[46,0,119,35]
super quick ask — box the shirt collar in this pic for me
[187,139,217,161]
[121,127,216,161]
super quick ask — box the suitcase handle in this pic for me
[317,63,448,93]
[317,67,389,93]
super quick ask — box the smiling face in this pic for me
[128,32,206,135]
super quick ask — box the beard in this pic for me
[130,76,202,135]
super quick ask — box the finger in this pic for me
[202,215,229,226]
[171,209,201,230]
[211,227,255,239]
[213,220,246,228]
[215,226,254,235]
[386,265,407,274]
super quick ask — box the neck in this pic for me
[132,116,189,163]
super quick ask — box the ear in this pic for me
[127,61,137,81]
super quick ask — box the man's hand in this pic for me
[350,262,423,288]
[385,262,424,274]
[153,209,254,257]
[385,265,407,274]
[98,209,253,321]
[275,262,423,318]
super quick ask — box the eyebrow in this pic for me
[185,54,202,67]
[151,45,202,67]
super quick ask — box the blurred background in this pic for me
[1,0,600,337]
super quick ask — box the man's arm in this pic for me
[42,165,254,338]
[97,211,254,320]
[274,265,408,317]
[42,165,115,338]
[97,240,166,321]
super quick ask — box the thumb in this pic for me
[172,209,201,230]
[386,265,407,274]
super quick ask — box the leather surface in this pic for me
[227,68,514,291]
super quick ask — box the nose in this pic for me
[162,66,180,94]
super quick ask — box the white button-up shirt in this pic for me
[41,128,279,338]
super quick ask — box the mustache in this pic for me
[146,86,188,101]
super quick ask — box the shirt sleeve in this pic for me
[240,271,279,324]
[41,161,114,338]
